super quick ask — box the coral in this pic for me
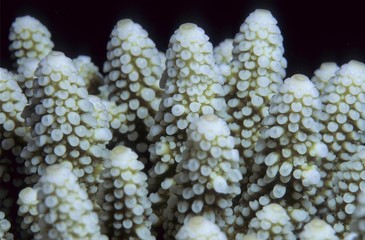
[97,146,154,240]
[244,203,295,240]
[0,68,29,153]
[1,8,365,240]
[17,187,41,239]
[214,39,233,65]
[224,9,287,183]
[350,190,365,239]
[0,68,29,217]
[8,16,54,66]
[0,211,13,240]
[233,74,326,235]
[311,62,339,95]
[73,55,103,94]
[36,164,106,239]
[163,114,242,237]
[147,23,226,215]
[299,218,339,240]
[319,61,365,236]
[175,216,227,240]
[21,51,112,196]
[102,19,164,158]
[16,57,39,98]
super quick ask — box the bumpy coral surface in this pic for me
[0,9,364,240]
[233,74,327,236]
[97,146,154,240]
[8,15,54,65]
[175,216,227,240]
[319,60,365,236]
[73,55,103,94]
[17,187,40,239]
[163,114,242,237]
[220,10,288,190]
[0,211,13,240]
[299,218,339,240]
[21,51,112,195]
[36,164,106,239]
[350,190,365,239]
[148,23,226,199]
[102,19,164,158]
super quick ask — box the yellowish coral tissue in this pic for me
[0,9,364,240]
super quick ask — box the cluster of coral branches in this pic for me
[1,9,364,240]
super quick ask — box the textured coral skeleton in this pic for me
[0,8,365,240]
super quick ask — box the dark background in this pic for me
[1,0,364,78]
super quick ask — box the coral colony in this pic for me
[1,8,365,240]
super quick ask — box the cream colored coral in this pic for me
[9,16,54,65]
[175,216,227,240]
[16,57,39,98]
[350,190,365,239]
[163,115,242,237]
[0,68,28,148]
[97,146,155,240]
[214,39,233,65]
[17,187,41,239]
[37,164,106,239]
[247,204,295,240]
[0,211,13,240]
[73,55,103,94]
[299,218,339,240]
[234,74,326,235]
[148,23,226,194]
[225,9,287,181]
[0,68,29,215]
[103,19,164,156]
[320,61,365,236]
[21,51,112,196]
[311,62,339,95]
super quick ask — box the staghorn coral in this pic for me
[241,203,295,240]
[16,57,39,98]
[224,9,287,183]
[319,60,365,236]
[163,114,242,238]
[73,55,103,94]
[311,62,339,95]
[350,190,365,239]
[36,164,106,239]
[0,68,29,220]
[214,38,234,65]
[1,8,365,240]
[147,24,226,217]
[97,146,155,240]
[175,216,227,240]
[102,19,164,158]
[299,218,339,240]
[17,187,41,239]
[20,51,112,196]
[233,74,327,236]
[8,16,54,66]
[0,211,13,240]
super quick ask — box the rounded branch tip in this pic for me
[347,60,365,72]
[110,145,138,161]
[284,74,317,95]
[178,23,203,39]
[253,9,272,16]
[117,18,134,28]
[38,51,77,73]
[180,23,198,31]
[248,9,277,25]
